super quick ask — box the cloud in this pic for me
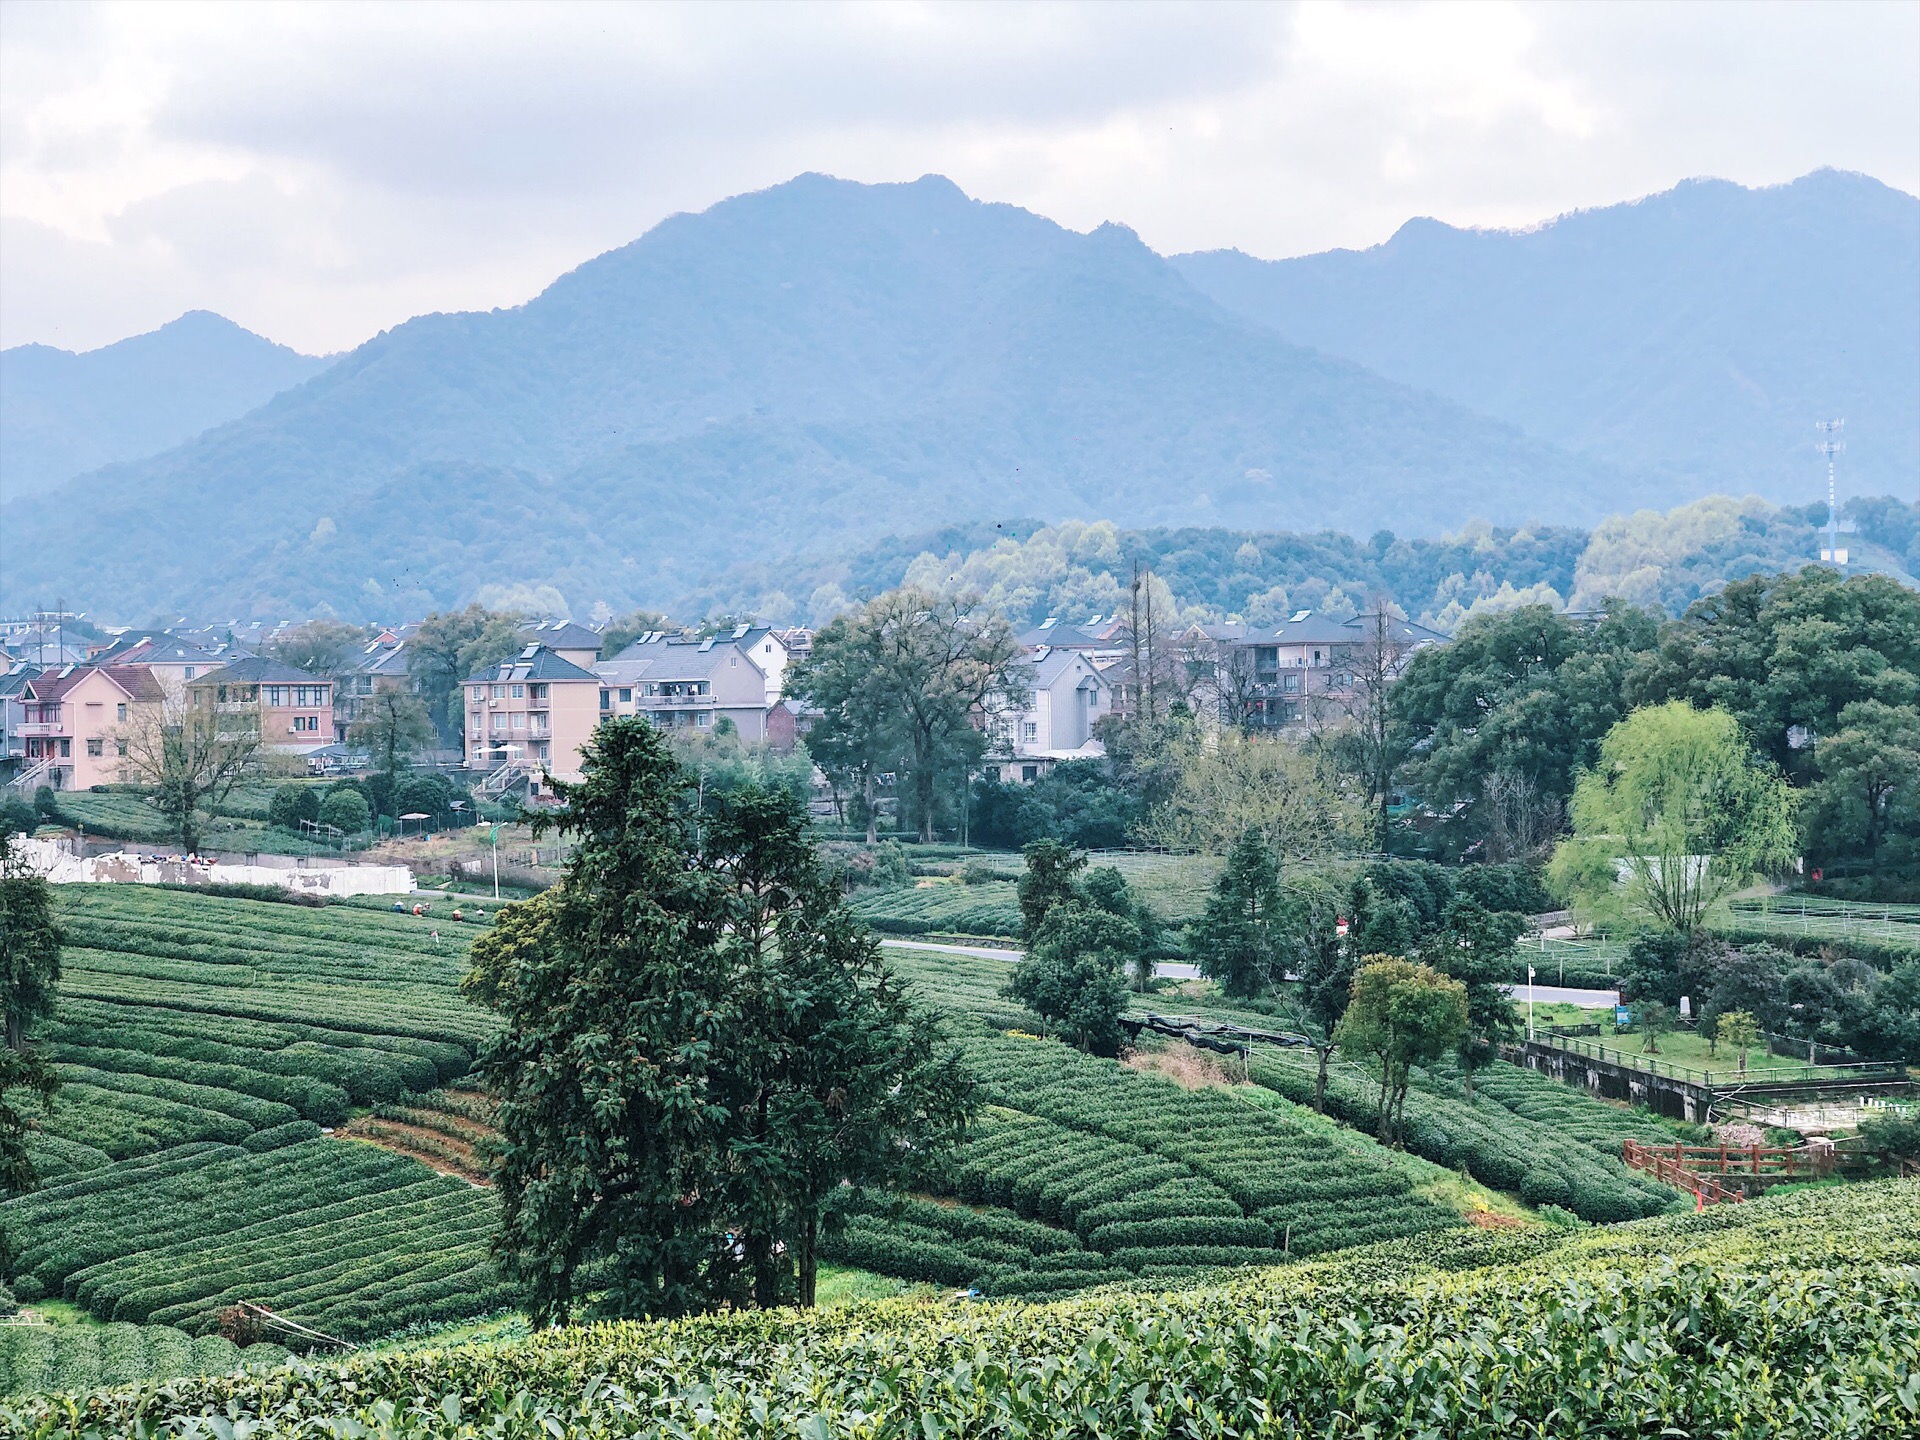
[2,0,1914,353]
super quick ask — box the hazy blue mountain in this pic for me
[0,311,329,501]
[1172,169,1919,504]
[0,174,1634,622]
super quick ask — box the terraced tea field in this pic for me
[4,886,505,1351]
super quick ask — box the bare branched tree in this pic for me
[1481,770,1563,864]
[117,696,262,853]
[1335,605,1411,851]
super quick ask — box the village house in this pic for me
[986,646,1117,783]
[186,656,337,755]
[335,635,414,743]
[12,664,165,791]
[595,625,792,743]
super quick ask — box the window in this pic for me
[116,703,128,722]
[695,712,711,727]
[599,689,611,711]
[619,687,631,703]
[1021,764,1038,782]
[491,684,506,699]
[86,738,103,757]
[511,713,526,730]
[470,722,482,738]
[536,742,550,760]
[471,687,484,703]
[183,667,195,679]
[1255,647,1278,672]
[116,738,128,757]
[267,686,290,707]
[1021,721,1038,742]
[530,684,548,700]
[511,684,525,699]
[59,739,71,757]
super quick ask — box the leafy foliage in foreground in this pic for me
[12,1181,1917,1437]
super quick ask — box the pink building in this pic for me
[15,665,164,791]
[463,645,602,799]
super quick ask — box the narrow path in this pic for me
[881,939,1618,1004]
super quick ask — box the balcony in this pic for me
[17,720,65,737]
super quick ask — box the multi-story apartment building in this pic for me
[594,625,792,742]
[12,665,164,791]
[0,666,40,785]
[1183,611,1448,729]
[185,656,337,754]
[88,632,238,701]
[462,645,601,797]
[520,619,604,670]
[335,636,413,743]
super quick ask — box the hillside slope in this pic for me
[0,174,1629,621]
[1172,169,1920,502]
[0,312,329,501]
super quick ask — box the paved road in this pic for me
[881,939,1619,1007]
[1507,983,1619,1007]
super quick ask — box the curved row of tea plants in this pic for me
[962,1029,1460,1254]
[1,1139,510,1344]
[25,887,489,1178]
[848,880,1024,937]
[18,1181,1915,1439]
[1248,1052,1677,1221]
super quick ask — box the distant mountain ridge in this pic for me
[0,174,1626,621]
[2,167,1910,623]
[1171,169,1919,501]
[0,312,328,501]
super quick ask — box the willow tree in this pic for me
[1549,702,1798,942]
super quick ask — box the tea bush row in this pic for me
[0,1140,508,1345]
[22,1181,1915,1439]
[0,1323,288,1400]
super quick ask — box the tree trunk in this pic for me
[864,769,877,845]
[798,1209,820,1308]
[1313,1045,1330,1113]
[1376,1070,1394,1143]
[914,732,936,843]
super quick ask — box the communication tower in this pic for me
[1815,419,1846,566]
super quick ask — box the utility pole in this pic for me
[1816,419,1846,566]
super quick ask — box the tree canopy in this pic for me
[466,718,972,1321]
[1550,702,1799,937]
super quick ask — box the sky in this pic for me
[3,0,1916,356]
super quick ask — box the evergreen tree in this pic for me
[1423,896,1525,1097]
[1018,839,1087,940]
[1189,830,1286,998]
[468,719,733,1323]
[0,832,63,1052]
[1006,902,1134,1056]
[467,723,973,1321]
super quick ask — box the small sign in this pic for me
[1679,995,1691,1018]
[1616,1006,1633,1026]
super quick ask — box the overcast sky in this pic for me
[3,0,1916,355]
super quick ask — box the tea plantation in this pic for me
[15,1181,1914,1438]
[3,887,504,1350]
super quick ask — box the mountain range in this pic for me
[0,311,329,500]
[1,168,1912,622]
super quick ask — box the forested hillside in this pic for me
[0,313,327,501]
[1173,169,1920,500]
[0,173,1639,622]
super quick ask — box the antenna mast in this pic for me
[1815,419,1845,566]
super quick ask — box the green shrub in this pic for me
[267,785,321,832]
[317,790,372,836]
